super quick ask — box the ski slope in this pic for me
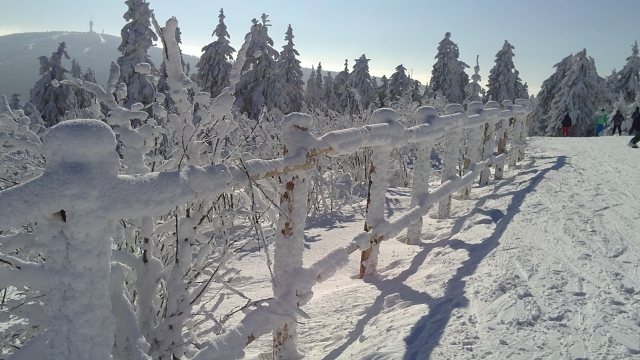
[225,135,640,360]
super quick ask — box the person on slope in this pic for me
[594,109,608,136]
[629,107,640,148]
[561,113,572,137]
[611,110,624,136]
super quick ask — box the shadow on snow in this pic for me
[318,155,567,359]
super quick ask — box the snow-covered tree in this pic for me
[464,55,483,106]
[322,71,339,111]
[278,25,304,112]
[234,14,288,119]
[409,79,423,106]
[29,42,76,127]
[345,54,374,109]
[333,59,350,110]
[486,40,526,103]
[69,59,95,110]
[9,94,22,110]
[196,9,235,98]
[305,64,321,108]
[116,0,158,107]
[546,49,605,136]
[615,40,640,103]
[375,75,389,107]
[315,62,324,96]
[429,32,468,104]
[514,69,529,99]
[530,54,573,135]
[389,64,411,101]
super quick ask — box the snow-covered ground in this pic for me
[222,135,640,359]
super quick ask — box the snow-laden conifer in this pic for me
[530,54,573,135]
[196,9,235,98]
[316,62,324,95]
[486,40,526,102]
[116,0,158,108]
[546,49,604,136]
[234,14,289,119]
[430,32,468,104]
[375,75,389,107]
[464,55,483,106]
[305,65,321,108]
[615,40,640,103]
[345,54,374,110]
[333,59,350,110]
[322,72,340,111]
[389,64,411,101]
[70,59,95,110]
[9,94,22,111]
[29,42,76,127]
[278,25,305,112]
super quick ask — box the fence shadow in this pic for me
[320,155,566,360]
[402,155,566,359]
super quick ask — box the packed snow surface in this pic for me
[218,135,640,359]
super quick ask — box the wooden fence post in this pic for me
[479,101,499,186]
[272,113,315,359]
[461,102,484,197]
[437,104,464,219]
[406,107,437,244]
[360,109,400,278]
[509,111,523,169]
[494,117,508,180]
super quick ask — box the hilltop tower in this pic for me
[90,16,94,33]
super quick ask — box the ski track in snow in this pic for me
[210,136,640,359]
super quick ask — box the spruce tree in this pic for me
[530,54,573,135]
[333,59,350,110]
[464,55,483,106]
[486,40,526,103]
[70,59,95,110]
[389,64,411,101]
[376,75,389,106]
[9,94,21,111]
[410,79,423,106]
[305,65,321,108]
[345,54,374,110]
[315,62,324,96]
[322,72,339,111]
[196,9,235,98]
[116,0,158,107]
[546,49,604,136]
[29,42,76,127]
[615,40,640,104]
[234,14,288,119]
[430,32,468,104]
[278,25,304,112]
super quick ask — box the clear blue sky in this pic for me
[2,0,640,95]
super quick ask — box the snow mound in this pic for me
[42,119,116,166]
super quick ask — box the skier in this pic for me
[594,109,608,136]
[629,107,640,148]
[611,110,624,136]
[561,113,571,137]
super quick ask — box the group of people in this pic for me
[560,107,640,147]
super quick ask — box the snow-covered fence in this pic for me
[212,99,531,357]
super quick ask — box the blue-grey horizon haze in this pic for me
[2,0,639,96]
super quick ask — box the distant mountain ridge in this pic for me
[0,31,200,104]
[0,31,317,107]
